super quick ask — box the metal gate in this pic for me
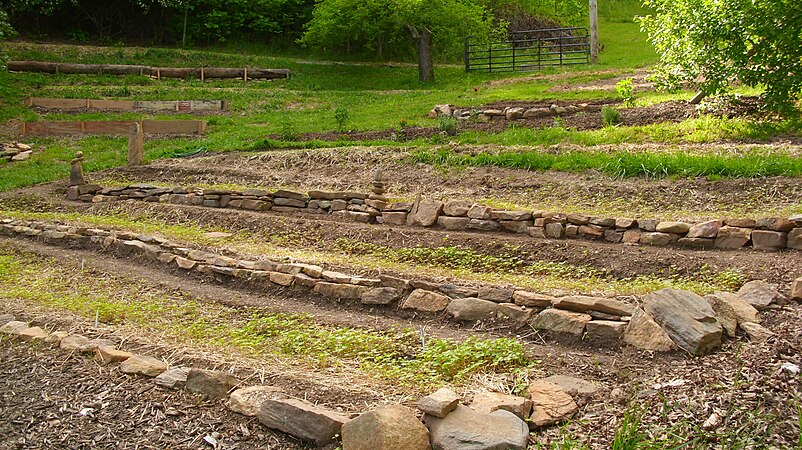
[465,27,589,73]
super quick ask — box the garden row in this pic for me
[0,312,601,449]
[68,183,802,252]
[2,218,792,356]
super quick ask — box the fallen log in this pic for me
[7,61,290,80]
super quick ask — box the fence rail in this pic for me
[465,27,589,73]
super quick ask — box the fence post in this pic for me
[488,44,492,73]
[559,33,563,66]
[512,41,516,71]
[464,38,470,72]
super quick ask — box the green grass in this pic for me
[0,246,533,389]
[410,146,802,179]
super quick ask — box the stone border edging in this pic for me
[68,183,802,252]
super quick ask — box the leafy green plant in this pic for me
[616,78,635,106]
[612,401,646,449]
[279,122,298,141]
[437,116,458,135]
[602,106,622,127]
[334,106,350,132]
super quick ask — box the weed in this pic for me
[437,116,458,135]
[612,401,646,449]
[616,77,635,106]
[279,122,298,141]
[602,105,622,127]
[334,106,350,132]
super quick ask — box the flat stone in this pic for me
[478,286,514,303]
[725,218,757,228]
[0,314,14,327]
[228,386,284,416]
[686,220,722,238]
[655,221,690,234]
[45,331,68,344]
[443,200,473,217]
[439,285,479,299]
[512,291,555,307]
[185,369,239,399]
[751,230,787,251]
[529,309,591,335]
[585,320,626,340]
[313,282,369,300]
[467,219,499,231]
[527,226,546,238]
[418,388,460,418]
[640,232,672,246]
[544,222,565,239]
[410,200,444,227]
[589,217,615,227]
[499,220,530,233]
[342,404,431,450]
[120,355,168,377]
[551,295,634,316]
[528,380,578,427]
[740,322,775,342]
[446,298,499,321]
[677,237,715,249]
[94,345,133,364]
[273,189,306,201]
[470,392,532,419]
[704,294,738,337]
[322,270,351,283]
[467,204,492,220]
[424,405,529,450]
[154,368,190,389]
[615,218,637,229]
[361,287,401,305]
[622,308,676,352]
[496,303,534,322]
[566,214,590,225]
[382,212,408,225]
[788,229,802,250]
[18,326,49,341]
[59,334,96,352]
[757,217,796,232]
[258,397,350,446]
[540,375,599,398]
[578,225,604,238]
[0,320,28,335]
[643,289,723,355]
[490,211,532,221]
[269,272,295,286]
[379,274,410,291]
[638,219,658,231]
[438,216,470,230]
[737,280,783,310]
[715,226,752,249]
[402,289,451,312]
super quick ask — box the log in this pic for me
[8,61,290,80]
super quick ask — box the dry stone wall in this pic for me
[68,184,802,252]
[1,218,783,355]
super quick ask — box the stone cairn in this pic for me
[369,169,388,202]
[69,151,86,186]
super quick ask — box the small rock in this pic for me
[751,230,787,251]
[715,226,752,249]
[94,345,133,364]
[258,397,349,446]
[410,200,444,227]
[469,392,532,419]
[0,320,29,335]
[120,355,168,377]
[551,295,634,316]
[528,380,578,427]
[686,220,722,239]
[0,314,14,326]
[622,308,676,352]
[512,291,555,307]
[418,388,460,418]
[228,386,284,416]
[446,298,499,321]
[154,368,190,389]
[11,151,32,161]
[530,309,591,335]
[45,330,68,344]
[402,289,451,313]
[792,277,802,301]
[342,404,431,450]
[585,320,626,340]
[655,221,690,234]
[737,281,784,310]
[18,326,49,341]
[361,287,401,305]
[740,322,774,342]
[424,405,528,450]
[185,369,239,399]
[541,375,599,398]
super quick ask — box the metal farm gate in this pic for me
[465,27,590,73]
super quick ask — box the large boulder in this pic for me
[622,308,676,352]
[424,405,529,450]
[258,397,350,446]
[527,380,578,427]
[643,289,722,355]
[737,281,783,310]
[342,404,430,450]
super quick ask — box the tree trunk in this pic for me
[182,7,189,47]
[416,27,434,82]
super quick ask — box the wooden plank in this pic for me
[22,120,206,136]
[28,98,227,113]
[9,61,290,80]
[90,100,136,110]
[30,98,87,109]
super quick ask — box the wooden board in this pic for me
[27,98,228,112]
[9,61,290,80]
[21,120,206,136]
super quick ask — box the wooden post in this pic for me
[589,0,599,64]
[200,66,205,83]
[244,67,248,81]
[127,122,144,166]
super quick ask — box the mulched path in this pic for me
[0,338,302,450]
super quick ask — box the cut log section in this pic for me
[8,61,290,80]
[22,120,206,136]
[27,98,229,113]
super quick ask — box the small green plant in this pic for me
[334,107,350,132]
[616,78,635,106]
[279,122,298,141]
[612,401,646,450]
[398,119,409,129]
[67,29,89,43]
[437,116,458,135]
[602,106,622,127]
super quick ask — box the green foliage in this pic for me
[334,106,350,132]
[616,78,635,106]
[437,116,458,135]
[639,0,802,112]
[612,402,646,449]
[411,147,802,179]
[601,105,622,127]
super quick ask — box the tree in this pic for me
[301,0,495,82]
[639,0,802,112]
[0,8,17,67]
